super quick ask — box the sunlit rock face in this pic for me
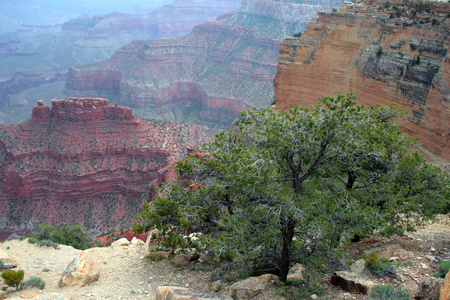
[0,98,205,240]
[274,0,449,170]
[64,0,345,129]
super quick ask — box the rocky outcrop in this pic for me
[274,0,450,169]
[0,98,205,240]
[64,0,345,128]
[59,253,100,287]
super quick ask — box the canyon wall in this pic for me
[274,0,449,170]
[0,0,241,124]
[64,0,345,129]
[0,98,205,239]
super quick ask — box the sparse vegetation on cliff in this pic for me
[133,93,450,282]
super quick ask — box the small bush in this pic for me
[377,46,383,57]
[363,253,398,278]
[24,276,45,290]
[210,271,224,281]
[368,284,410,299]
[37,239,59,249]
[332,8,338,12]
[435,261,450,278]
[293,32,302,37]
[34,223,92,250]
[1,269,25,291]
[27,236,38,244]
[191,265,213,272]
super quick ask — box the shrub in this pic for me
[1,269,24,291]
[37,239,59,249]
[34,223,92,250]
[293,32,302,37]
[24,276,45,290]
[27,236,38,244]
[377,46,383,57]
[191,265,212,272]
[210,271,224,281]
[368,284,410,299]
[435,261,450,278]
[363,253,398,279]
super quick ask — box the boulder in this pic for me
[331,260,374,294]
[110,238,130,248]
[229,274,280,299]
[287,263,305,283]
[0,248,19,267]
[441,270,450,300]
[414,277,443,300]
[155,286,232,300]
[58,253,101,287]
[131,237,145,246]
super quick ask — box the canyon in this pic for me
[63,0,345,129]
[274,0,449,170]
[0,98,205,240]
[0,0,241,124]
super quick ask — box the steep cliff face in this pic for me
[275,0,449,170]
[64,0,345,128]
[0,98,205,240]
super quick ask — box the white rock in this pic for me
[111,238,130,248]
[59,253,101,287]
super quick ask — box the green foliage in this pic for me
[133,93,450,282]
[293,32,302,37]
[191,265,213,272]
[435,261,450,278]
[37,239,59,249]
[1,269,24,291]
[147,253,164,261]
[32,223,93,250]
[368,284,410,299]
[24,276,45,290]
[377,46,383,57]
[364,253,397,278]
[27,236,38,244]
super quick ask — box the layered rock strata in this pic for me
[64,0,345,128]
[0,98,205,239]
[275,0,449,169]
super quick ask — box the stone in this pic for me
[229,274,280,299]
[0,291,5,300]
[331,260,374,294]
[414,277,443,300]
[441,270,450,300]
[111,238,130,248]
[131,237,145,246]
[155,286,232,300]
[59,253,101,287]
[0,248,19,267]
[287,263,305,283]
[363,244,404,258]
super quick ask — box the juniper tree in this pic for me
[133,93,449,282]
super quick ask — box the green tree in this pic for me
[1,270,24,291]
[34,223,93,250]
[133,93,449,282]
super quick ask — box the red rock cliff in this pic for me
[274,0,449,170]
[0,98,205,239]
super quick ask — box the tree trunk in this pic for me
[279,217,295,282]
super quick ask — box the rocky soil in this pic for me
[0,214,449,299]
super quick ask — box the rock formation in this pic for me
[0,0,241,124]
[274,0,449,170]
[64,0,345,128]
[0,98,205,240]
